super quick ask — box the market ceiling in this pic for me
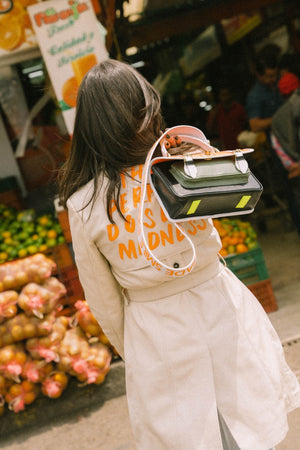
[122,0,288,48]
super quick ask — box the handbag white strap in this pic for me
[137,125,253,277]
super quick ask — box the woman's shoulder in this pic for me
[67,179,94,211]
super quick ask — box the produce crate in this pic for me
[57,210,72,243]
[56,265,85,316]
[225,245,269,285]
[45,243,74,271]
[248,278,278,313]
[54,196,72,243]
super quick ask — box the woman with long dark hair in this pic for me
[59,59,300,450]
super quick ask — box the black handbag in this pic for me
[151,161,262,221]
[146,125,263,222]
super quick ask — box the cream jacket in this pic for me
[68,165,300,450]
[67,165,222,359]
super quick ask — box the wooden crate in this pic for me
[248,278,278,313]
[54,197,72,243]
[46,243,74,272]
[57,210,72,243]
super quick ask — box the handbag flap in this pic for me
[170,158,250,189]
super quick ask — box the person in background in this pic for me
[246,45,287,221]
[246,46,283,133]
[58,59,300,450]
[271,72,300,235]
[206,84,248,149]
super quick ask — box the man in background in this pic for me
[246,45,283,133]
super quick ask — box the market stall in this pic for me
[0,0,118,418]
[1,0,298,419]
[0,203,120,416]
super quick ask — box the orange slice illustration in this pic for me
[0,21,23,50]
[62,77,79,108]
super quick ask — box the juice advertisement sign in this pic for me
[27,0,108,135]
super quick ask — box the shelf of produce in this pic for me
[0,253,114,419]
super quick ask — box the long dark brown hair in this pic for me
[58,59,164,223]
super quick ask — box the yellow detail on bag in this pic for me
[187,200,201,215]
[236,195,251,208]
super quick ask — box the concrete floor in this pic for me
[1,216,300,450]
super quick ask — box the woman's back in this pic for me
[68,163,222,290]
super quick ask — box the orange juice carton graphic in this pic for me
[61,53,97,108]
[71,53,98,85]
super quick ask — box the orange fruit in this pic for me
[221,239,229,249]
[62,77,79,108]
[0,21,23,50]
[236,243,248,254]
[228,237,239,246]
[219,248,228,258]
[47,229,57,239]
[38,215,49,226]
[218,228,228,238]
[24,391,36,405]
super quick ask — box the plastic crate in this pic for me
[248,278,278,313]
[56,265,85,316]
[225,245,269,285]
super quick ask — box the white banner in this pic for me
[28,0,108,135]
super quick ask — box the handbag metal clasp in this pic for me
[184,156,197,178]
[234,150,249,173]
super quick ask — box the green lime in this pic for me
[46,238,57,248]
[57,235,65,244]
[18,248,28,258]
[17,231,30,241]
[8,248,18,259]
[27,245,38,255]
